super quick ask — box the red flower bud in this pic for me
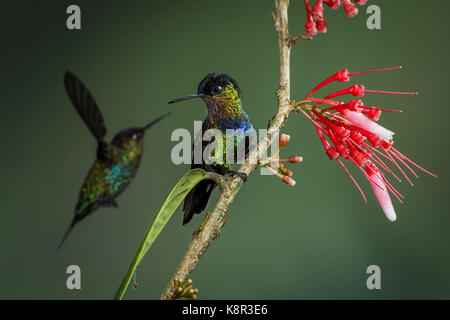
[288,156,303,163]
[347,99,363,112]
[350,130,366,144]
[316,19,327,33]
[335,126,350,139]
[324,0,341,10]
[312,0,324,20]
[326,147,339,160]
[336,69,350,82]
[368,133,382,147]
[367,107,382,121]
[350,84,365,97]
[279,134,290,147]
[381,139,394,149]
[352,150,368,167]
[343,0,358,17]
[305,21,317,36]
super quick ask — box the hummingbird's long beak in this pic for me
[168,94,203,104]
[144,112,171,131]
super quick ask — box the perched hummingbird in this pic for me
[58,71,169,250]
[169,73,254,225]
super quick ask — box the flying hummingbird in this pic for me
[58,71,170,250]
[169,73,254,225]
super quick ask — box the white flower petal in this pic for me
[342,110,395,141]
[367,170,397,222]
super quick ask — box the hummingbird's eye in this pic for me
[211,86,222,95]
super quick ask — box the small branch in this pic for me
[288,34,313,46]
[160,0,294,299]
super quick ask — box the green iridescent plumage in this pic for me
[74,138,143,216]
[58,71,169,250]
[169,73,254,224]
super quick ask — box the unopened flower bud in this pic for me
[350,130,366,144]
[282,175,296,186]
[348,99,363,112]
[279,134,290,147]
[316,19,327,33]
[350,84,365,97]
[288,156,303,163]
[305,20,318,36]
[326,147,339,160]
[368,133,382,147]
[336,69,350,82]
[381,139,394,149]
[343,0,358,17]
[335,126,350,139]
[312,1,324,20]
[325,0,341,10]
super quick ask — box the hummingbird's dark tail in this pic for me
[144,112,171,130]
[182,180,217,225]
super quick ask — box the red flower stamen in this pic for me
[326,84,365,100]
[382,148,414,186]
[337,158,367,203]
[351,158,385,190]
[380,173,404,203]
[362,145,402,183]
[387,149,419,179]
[364,89,418,95]
[390,147,437,177]
[349,66,402,77]
[306,69,350,98]
[299,66,436,221]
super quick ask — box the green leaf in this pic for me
[114,168,207,300]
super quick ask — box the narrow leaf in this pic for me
[114,168,208,300]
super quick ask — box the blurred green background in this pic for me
[1,0,449,299]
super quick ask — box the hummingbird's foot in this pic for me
[172,278,198,300]
[193,212,211,237]
[228,170,247,182]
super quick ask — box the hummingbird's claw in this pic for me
[229,170,247,182]
[172,278,198,300]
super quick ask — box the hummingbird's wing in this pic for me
[96,140,114,163]
[64,71,107,142]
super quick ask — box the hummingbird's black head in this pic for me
[197,73,242,97]
[111,127,145,149]
[111,113,170,149]
[168,73,242,105]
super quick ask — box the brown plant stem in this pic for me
[160,0,294,299]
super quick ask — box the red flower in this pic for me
[297,67,436,221]
[303,0,368,36]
